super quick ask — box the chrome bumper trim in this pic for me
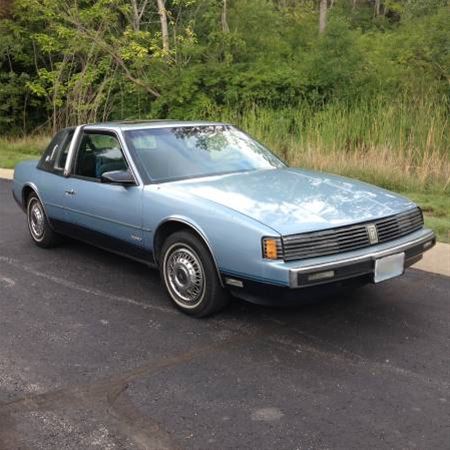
[288,230,435,288]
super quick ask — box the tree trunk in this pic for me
[319,0,327,34]
[373,0,381,17]
[0,0,12,18]
[156,0,170,52]
[130,0,150,32]
[131,0,140,31]
[221,0,230,33]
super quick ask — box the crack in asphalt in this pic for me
[0,334,250,449]
[106,385,178,450]
[1,333,249,412]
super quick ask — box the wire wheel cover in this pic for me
[165,245,205,306]
[29,199,45,239]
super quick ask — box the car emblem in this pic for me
[366,224,379,244]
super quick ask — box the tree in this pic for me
[0,0,448,138]
[156,0,170,52]
[221,0,230,33]
[374,0,381,16]
[319,0,328,33]
[0,0,12,19]
[130,0,150,32]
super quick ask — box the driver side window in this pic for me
[74,132,128,180]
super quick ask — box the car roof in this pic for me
[84,120,230,132]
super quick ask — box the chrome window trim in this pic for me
[118,121,230,131]
[65,126,142,187]
[115,128,144,187]
[49,144,59,161]
[288,230,435,288]
[54,129,76,172]
[64,125,84,177]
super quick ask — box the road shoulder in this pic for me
[412,242,450,277]
[0,168,13,180]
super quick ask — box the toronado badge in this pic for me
[366,224,379,244]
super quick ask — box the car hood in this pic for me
[162,168,416,236]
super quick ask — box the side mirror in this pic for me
[101,170,136,185]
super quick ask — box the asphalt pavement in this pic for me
[0,178,449,449]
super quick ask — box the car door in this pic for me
[63,130,147,259]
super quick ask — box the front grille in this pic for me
[282,207,423,261]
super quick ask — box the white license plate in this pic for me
[374,252,405,283]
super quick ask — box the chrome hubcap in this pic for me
[29,199,44,239]
[165,246,205,306]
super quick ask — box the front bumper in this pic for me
[223,228,436,304]
[288,229,435,288]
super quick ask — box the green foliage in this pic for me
[407,192,450,243]
[0,0,448,161]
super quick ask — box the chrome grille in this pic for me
[282,208,423,261]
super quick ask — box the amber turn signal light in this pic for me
[262,237,281,260]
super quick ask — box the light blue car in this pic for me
[12,121,435,316]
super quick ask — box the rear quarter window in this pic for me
[38,128,74,173]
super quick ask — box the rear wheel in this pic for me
[160,231,229,317]
[26,193,60,248]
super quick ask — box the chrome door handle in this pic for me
[65,189,75,196]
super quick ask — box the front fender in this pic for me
[143,186,288,287]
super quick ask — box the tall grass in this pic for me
[1,97,449,194]
[218,96,450,194]
[1,101,448,240]
[0,135,49,169]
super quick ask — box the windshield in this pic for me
[124,125,285,183]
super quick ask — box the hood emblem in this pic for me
[366,224,379,245]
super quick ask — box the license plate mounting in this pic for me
[374,252,405,283]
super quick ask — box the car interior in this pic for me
[75,134,127,179]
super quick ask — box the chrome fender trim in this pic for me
[22,182,45,210]
[154,216,225,288]
[22,182,55,231]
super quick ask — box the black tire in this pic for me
[26,193,60,248]
[160,230,229,317]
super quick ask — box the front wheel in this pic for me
[160,231,229,317]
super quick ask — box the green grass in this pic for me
[0,135,49,169]
[406,193,450,243]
